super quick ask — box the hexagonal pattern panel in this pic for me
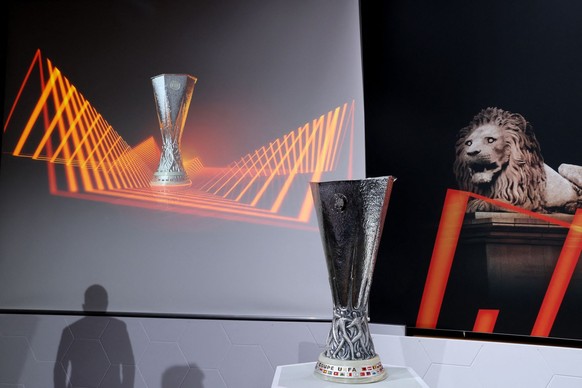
[548,375,582,388]
[138,341,188,386]
[539,344,582,376]
[100,364,137,387]
[141,318,187,342]
[28,316,69,362]
[181,365,208,387]
[420,336,482,366]
[197,368,228,388]
[472,343,553,387]
[373,334,432,377]
[179,320,232,369]
[423,363,478,388]
[0,336,31,384]
[22,360,58,388]
[101,318,135,364]
[220,345,274,388]
[61,339,110,387]
[5,314,582,388]
[0,314,39,337]
[223,320,320,367]
[122,319,150,364]
[66,317,109,340]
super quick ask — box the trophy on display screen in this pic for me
[310,176,396,384]
[150,73,197,189]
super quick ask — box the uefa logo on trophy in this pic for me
[150,73,197,189]
[310,176,396,384]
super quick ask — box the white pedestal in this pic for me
[272,362,429,388]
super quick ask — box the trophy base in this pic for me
[150,171,192,190]
[314,353,387,384]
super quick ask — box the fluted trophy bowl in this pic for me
[150,73,197,189]
[310,176,396,384]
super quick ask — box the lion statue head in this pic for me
[454,107,547,212]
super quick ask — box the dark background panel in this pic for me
[361,0,582,333]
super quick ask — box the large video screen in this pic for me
[0,0,366,318]
[362,0,582,342]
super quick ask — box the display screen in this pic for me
[0,0,366,318]
[362,0,582,342]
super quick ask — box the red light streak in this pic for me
[3,49,43,134]
[473,310,499,333]
[416,189,468,329]
[531,209,582,337]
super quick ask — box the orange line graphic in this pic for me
[3,49,43,133]
[3,50,359,228]
[416,189,469,328]
[473,309,499,333]
[13,68,61,155]
[531,209,582,337]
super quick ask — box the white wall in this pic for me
[374,334,582,388]
[2,314,582,388]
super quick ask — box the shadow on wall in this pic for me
[162,365,204,387]
[53,284,135,388]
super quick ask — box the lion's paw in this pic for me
[558,164,582,188]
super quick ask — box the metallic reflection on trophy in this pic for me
[150,74,197,189]
[310,176,396,384]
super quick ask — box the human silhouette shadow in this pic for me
[162,365,204,388]
[54,284,135,388]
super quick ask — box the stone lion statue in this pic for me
[454,107,582,213]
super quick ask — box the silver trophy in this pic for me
[311,176,396,384]
[150,74,197,188]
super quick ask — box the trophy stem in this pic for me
[150,73,197,189]
[310,176,396,384]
